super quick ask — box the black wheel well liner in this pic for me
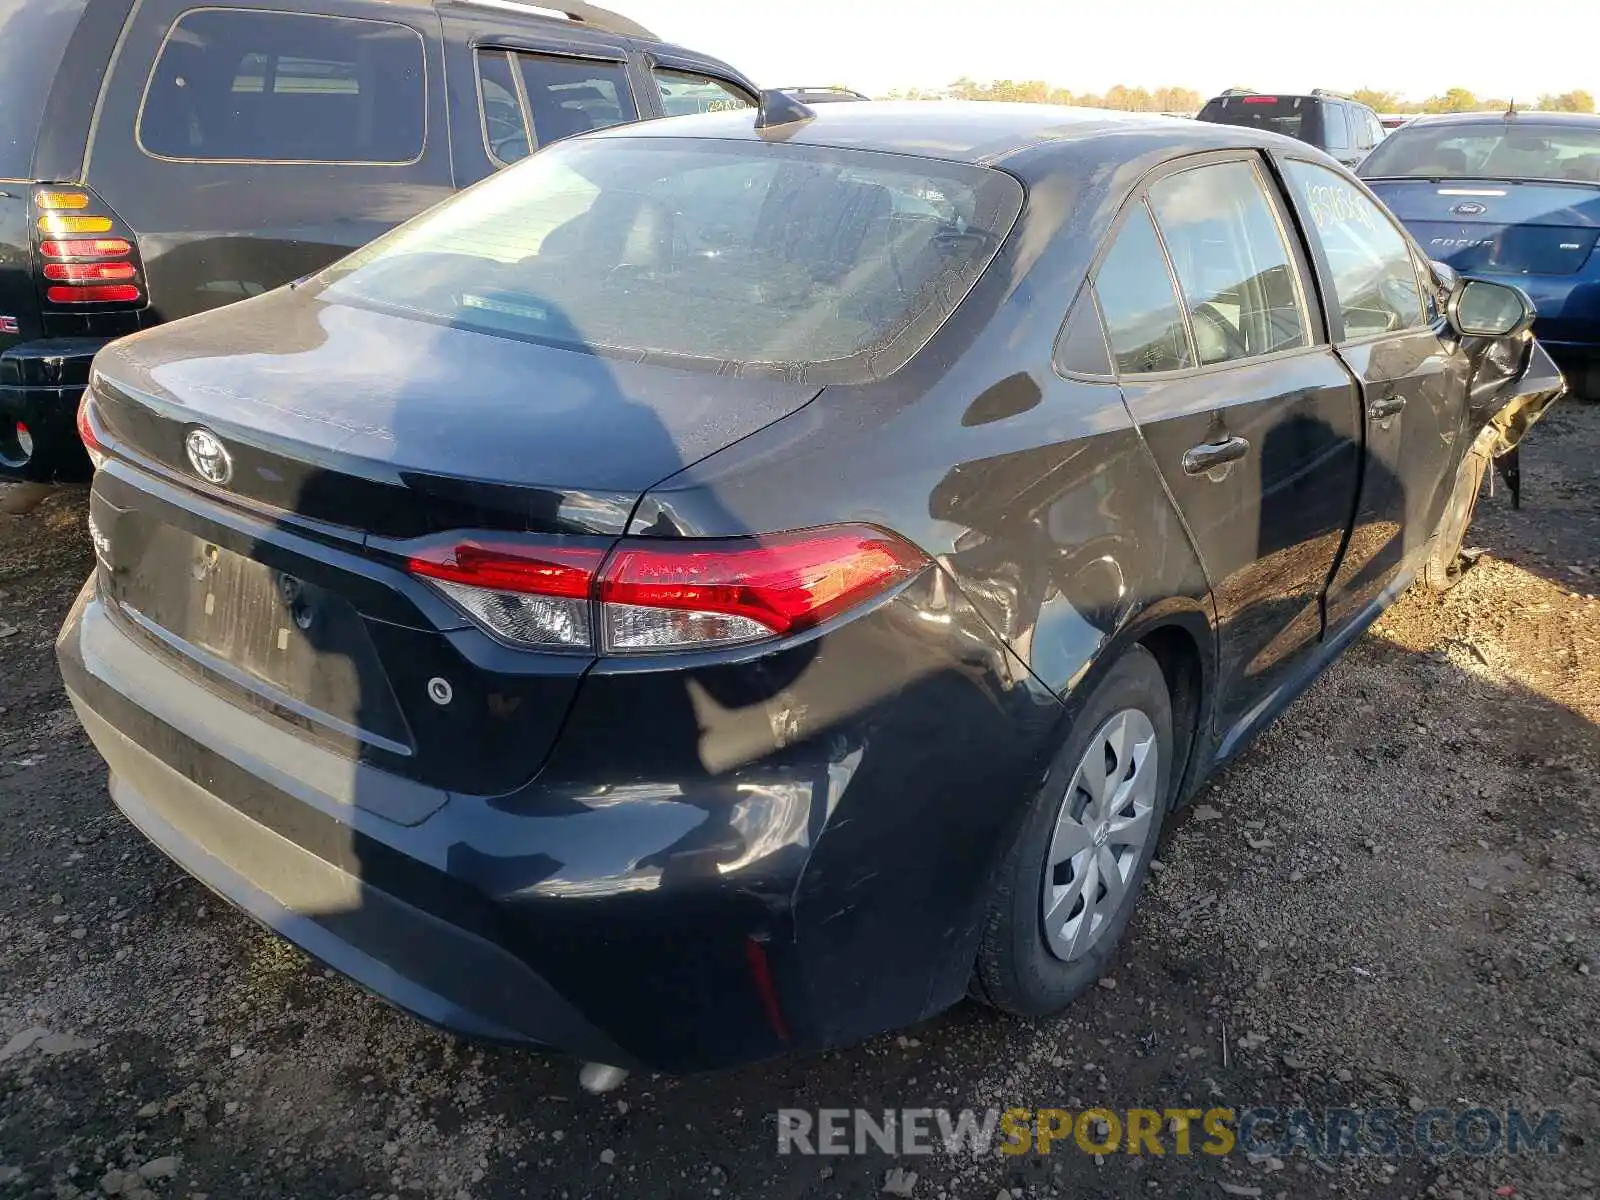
[1136,621,1207,810]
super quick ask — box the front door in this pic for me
[1095,154,1363,747]
[1277,158,1466,632]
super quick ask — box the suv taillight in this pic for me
[406,525,928,654]
[32,187,146,309]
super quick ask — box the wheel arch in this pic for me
[1072,599,1217,810]
[1134,618,1209,810]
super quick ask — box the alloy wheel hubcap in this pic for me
[1041,708,1159,963]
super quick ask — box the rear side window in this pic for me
[1359,109,1381,152]
[318,137,1022,382]
[1147,160,1309,365]
[476,50,529,164]
[1351,108,1372,152]
[515,54,636,147]
[1093,201,1192,374]
[1283,160,1425,339]
[138,10,426,163]
[654,68,754,116]
[1324,104,1350,152]
[0,0,89,178]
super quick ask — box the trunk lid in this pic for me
[1367,178,1600,276]
[87,287,820,800]
[91,287,822,537]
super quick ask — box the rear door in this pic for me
[1279,157,1466,632]
[84,0,454,324]
[1099,152,1362,750]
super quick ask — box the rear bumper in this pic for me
[59,568,1059,1070]
[82,702,634,1059]
[60,581,636,1064]
[0,338,107,482]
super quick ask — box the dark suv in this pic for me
[1196,92,1384,169]
[0,0,756,488]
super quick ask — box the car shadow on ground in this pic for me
[1469,398,1600,597]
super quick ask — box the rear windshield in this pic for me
[1199,96,1313,143]
[0,0,88,178]
[318,136,1023,382]
[1359,120,1600,184]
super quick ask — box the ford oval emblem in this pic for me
[184,428,233,485]
[1453,201,1487,216]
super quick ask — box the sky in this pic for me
[615,0,1596,104]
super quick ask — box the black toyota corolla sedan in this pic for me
[59,99,1562,1077]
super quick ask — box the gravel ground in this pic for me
[1,403,1597,1200]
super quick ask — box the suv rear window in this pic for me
[318,137,1023,382]
[1199,95,1313,143]
[0,0,89,178]
[138,9,426,163]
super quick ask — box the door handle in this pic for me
[1368,394,1406,420]
[1182,435,1251,477]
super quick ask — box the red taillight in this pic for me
[405,525,927,654]
[46,284,141,304]
[76,393,107,470]
[407,539,604,597]
[43,262,136,282]
[599,527,926,650]
[407,540,607,650]
[1242,96,1279,104]
[40,238,132,258]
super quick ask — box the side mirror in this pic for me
[1448,278,1536,338]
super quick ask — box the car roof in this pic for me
[589,101,1326,178]
[1399,110,1600,128]
[779,87,872,100]
[1205,93,1350,104]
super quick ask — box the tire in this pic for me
[1420,447,1490,593]
[971,644,1173,1016]
[1572,360,1600,403]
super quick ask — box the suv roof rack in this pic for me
[447,0,658,40]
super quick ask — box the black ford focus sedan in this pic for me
[59,100,1562,1076]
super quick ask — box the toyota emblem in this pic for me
[1452,201,1487,216]
[184,428,233,485]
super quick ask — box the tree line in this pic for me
[883,79,1206,112]
[1343,87,1593,114]
[880,79,1596,115]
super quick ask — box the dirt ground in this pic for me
[1,403,1597,1200]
